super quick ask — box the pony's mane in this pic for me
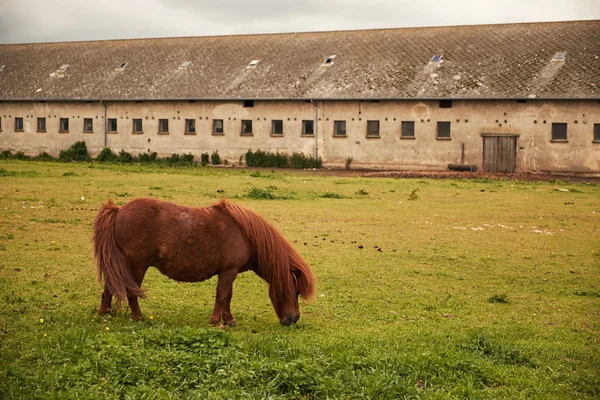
[216,200,315,302]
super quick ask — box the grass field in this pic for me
[0,160,599,399]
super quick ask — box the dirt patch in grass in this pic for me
[360,170,600,183]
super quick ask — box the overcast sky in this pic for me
[1,0,599,44]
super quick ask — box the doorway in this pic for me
[483,136,517,173]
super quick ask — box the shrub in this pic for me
[59,141,91,162]
[181,153,195,165]
[245,149,322,169]
[34,152,55,162]
[0,150,12,160]
[138,152,158,163]
[164,153,195,167]
[211,151,221,165]
[116,150,133,163]
[290,152,322,169]
[13,151,30,160]
[246,150,288,168]
[95,148,117,162]
[201,153,209,167]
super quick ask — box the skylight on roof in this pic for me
[116,62,128,71]
[322,55,336,66]
[247,59,260,69]
[552,51,566,62]
[431,55,443,63]
[179,61,192,70]
[50,64,69,77]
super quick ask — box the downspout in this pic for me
[101,101,107,148]
[311,100,318,160]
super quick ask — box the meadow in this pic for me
[0,160,598,399]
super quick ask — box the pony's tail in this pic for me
[93,199,145,302]
[217,200,315,302]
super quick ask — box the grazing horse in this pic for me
[93,198,315,326]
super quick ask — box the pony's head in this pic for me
[269,254,315,326]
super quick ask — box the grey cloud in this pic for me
[1,0,599,44]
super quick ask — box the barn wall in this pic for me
[319,99,600,173]
[1,99,599,174]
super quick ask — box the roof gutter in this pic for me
[1,97,599,102]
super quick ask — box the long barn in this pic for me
[0,20,599,174]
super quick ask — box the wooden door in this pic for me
[483,136,517,173]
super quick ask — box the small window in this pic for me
[439,100,452,108]
[213,119,224,134]
[302,120,314,136]
[132,119,142,133]
[243,100,254,108]
[158,119,169,134]
[241,120,253,135]
[334,120,346,137]
[366,120,380,137]
[107,118,117,133]
[431,55,443,63]
[271,120,283,136]
[59,118,69,132]
[37,117,46,132]
[437,121,451,139]
[179,61,192,70]
[401,121,415,138]
[185,119,196,134]
[247,59,260,69]
[594,124,600,142]
[552,51,566,62]
[323,55,336,65]
[83,118,93,132]
[551,123,567,141]
[15,117,24,131]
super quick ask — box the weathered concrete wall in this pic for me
[1,99,598,173]
[0,100,320,163]
[318,99,600,173]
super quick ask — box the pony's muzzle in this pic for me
[280,314,300,326]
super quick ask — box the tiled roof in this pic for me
[0,20,599,100]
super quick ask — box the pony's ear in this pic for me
[293,267,316,301]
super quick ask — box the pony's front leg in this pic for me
[210,269,238,327]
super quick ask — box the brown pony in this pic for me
[93,198,315,326]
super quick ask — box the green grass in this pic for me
[1,160,599,399]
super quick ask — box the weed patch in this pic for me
[488,294,510,304]
[242,186,295,200]
[318,192,346,199]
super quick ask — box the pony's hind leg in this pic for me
[98,288,113,315]
[127,266,148,321]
